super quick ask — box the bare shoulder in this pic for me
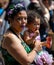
[2,31,21,49]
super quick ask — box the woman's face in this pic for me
[12,10,27,32]
[0,0,9,9]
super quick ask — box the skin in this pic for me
[27,17,40,32]
[0,0,9,9]
[23,16,41,45]
[23,12,51,65]
[0,19,3,27]
[2,10,42,65]
[30,0,39,3]
[42,0,52,10]
[0,0,9,29]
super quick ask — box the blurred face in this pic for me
[12,10,27,32]
[42,0,49,5]
[0,0,9,9]
[28,17,40,32]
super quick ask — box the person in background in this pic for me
[1,3,42,65]
[42,0,54,57]
[0,0,12,65]
[42,0,54,32]
[0,0,11,43]
[12,0,30,9]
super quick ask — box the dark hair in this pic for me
[42,0,52,6]
[0,3,2,8]
[27,10,48,31]
[5,0,12,10]
[28,2,39,10]
[27,10,41,24]
[28,2,44,16]
[6,3,26,20]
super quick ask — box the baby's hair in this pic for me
[27,10,41,24]
[42,0,52,6]
[28,2,44,17]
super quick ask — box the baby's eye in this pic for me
[33,23,37,25]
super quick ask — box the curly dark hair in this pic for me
[28,2,44,17]
[5,3,26,21]
[27,10,43,24]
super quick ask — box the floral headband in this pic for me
[6,3,26,19]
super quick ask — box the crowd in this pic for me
[0,0,54,65]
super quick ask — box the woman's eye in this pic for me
[17,17,21,21]
[17,17,27,21]
[24,17,27,20]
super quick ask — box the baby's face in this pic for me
[28,17,40,32]
[0,0,9,9]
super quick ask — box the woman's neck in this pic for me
[10,26,20,35]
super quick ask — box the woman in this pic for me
[1,3,42,65]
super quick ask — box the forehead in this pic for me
[0,0,9,3]
[30,17,40,24]
[34,17,40,24]
[17,10,27,17]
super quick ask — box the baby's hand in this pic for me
[32,30,39,39]
[34,41,42,52]
[35,30,39,36]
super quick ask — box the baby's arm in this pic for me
[23,31,35,45]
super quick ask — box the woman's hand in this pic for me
[34,41,42,52]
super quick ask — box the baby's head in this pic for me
[27,10,41,32]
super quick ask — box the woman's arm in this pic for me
[2,33,42,65]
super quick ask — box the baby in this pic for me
[23,10,54,65]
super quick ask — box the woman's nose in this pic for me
[22,17,27,24]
